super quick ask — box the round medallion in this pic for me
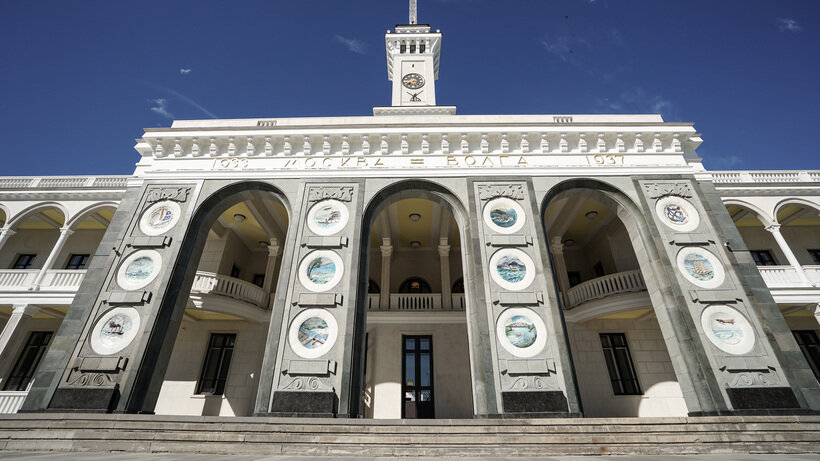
[489,248,536,291]
[496,308,547,358]
[655,196,700,232]
[402,73,425,89]
[298,250,344,292]
[306,199,349,236]
[289,308,339,359]
[676,246,725,289]
[700,305,756,355]
[483,197,526,234]
[90,307,141,355]
[116,250,162,290]
[139,201,181,236]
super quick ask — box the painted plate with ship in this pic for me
[496,307,547,358]
[116,250,163,290]
[307,199,349,236]
[90,307,141,355]
[289,308,338,359]
[676,246,725,289]
[298,250,344,292]
[655,196,700,233]
[483,197,526,234]
[489,248,536,291]
[139,200,182,236]
[700,305,755,355]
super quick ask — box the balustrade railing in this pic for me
[0,270,38,289]
[190,271,268,307]
[0,175,129,189]
[40,270,87,290]
[366,294,380,311]
[0,391,28,414]
[757,266,804,287]
[390,293,443,311]
[565,270,647,309]
[451,293,466,311]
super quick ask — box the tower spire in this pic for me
[409,0,417,25]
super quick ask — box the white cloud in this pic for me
[334,34,367,54]
[180,68,192,74]
[149,98,174,119]
[595,88,677,119]
[777,18,802,32]
[540,36,591,62]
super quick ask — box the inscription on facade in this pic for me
[477,184,525,201]
[308,186,354,202]
[643,182,693,199]
[146,187,192,203]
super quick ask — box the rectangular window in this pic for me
[593,261,605,278]
[3,331,52,391]
[64,254,89,270]
[750,250,777,266]
[567,271,582,288]
[252,273,265,288]
[600,333,641,395]
[196,333,236,395]
[793,330,820,381]
[11,254,35,269]
[230,264,241,279]
[808,249,820,265]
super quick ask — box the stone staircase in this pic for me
[0,414,819,457]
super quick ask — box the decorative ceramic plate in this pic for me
[117,250,163,290]
[489,248,536,290]
[676,246,725,289]
[655,196,700,232]
[139,200,182,236]
[298,250,344,292]
[289,308,338,359]
[483,197,526,234]
[496,307,547,358]
[700,305,756,355]
[307,199,349,236]
[90,307,141,355]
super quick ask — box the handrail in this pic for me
[389,293,443,311]
[191,271,268,308]
[565,270,647,309]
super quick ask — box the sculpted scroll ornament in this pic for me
[146,187,192,203]
[642,182,693,199]
[503,375,557,391]
[308,186,354,203]
[477,184,525,201]
[280,376,333,391]
[66,371,116,387]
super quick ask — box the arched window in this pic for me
[368,279,380,294]
[451,277,464,294]
[398,277,432,294]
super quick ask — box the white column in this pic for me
[550,236,571,304]
[0,304,38,386]
[765,224,812,286]
[438,240,452,310]
[30,227,74,291]
[379,239,392,310]
[0,228,16,253]
[262,238,281,295]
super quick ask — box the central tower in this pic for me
[375,0,455,115]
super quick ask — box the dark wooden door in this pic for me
[402,335,434,419]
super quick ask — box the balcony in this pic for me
[0,390,28,414]
[190,271,268,308]
[565,270,647,309]
[366,293,466,311]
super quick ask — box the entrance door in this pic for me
[402,335,434,418]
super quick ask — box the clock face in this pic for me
[402,73,425,89]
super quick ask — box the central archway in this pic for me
[351,180,489,419]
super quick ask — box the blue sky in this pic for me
[1,0,817,175]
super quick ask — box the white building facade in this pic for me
[0,6,818,419]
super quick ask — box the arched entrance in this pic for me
[127,181,291,415]
[542,181,690,417]
[354,181,477,419]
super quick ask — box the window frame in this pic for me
[11,254,36,270]
[750,249,777,266]
[792,330,820,381]
[599,332,642,396]
[64,253,90,270]
[196,332,237,396]
[3,331,53,391]
[808,249,820,265]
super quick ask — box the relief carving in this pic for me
[146,186,192,203]
[477,184,525,201]
[308,186,354,203]
[501,374,557,391]
[642,182,693,199]
[723,368,781,388]
[280,376,333,392]
[66,370,116,387]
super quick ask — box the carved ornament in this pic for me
[308,186,354,203]
[643,182,693,199]
[146,186,192,203]
[477,184,525,201]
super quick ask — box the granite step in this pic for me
[0,414,818,457]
